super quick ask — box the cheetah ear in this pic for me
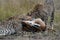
[27,11,32,16]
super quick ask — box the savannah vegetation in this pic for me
[0,0,60,40]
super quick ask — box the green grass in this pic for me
[54,10,60,23]
[0,0,44,21]
[0,1,35,21]
[0,0,60,23]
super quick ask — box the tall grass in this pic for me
[54,10,60,23]
[0,0,60,21]
[0,0,40,21]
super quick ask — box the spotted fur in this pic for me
[27,0,55,29]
